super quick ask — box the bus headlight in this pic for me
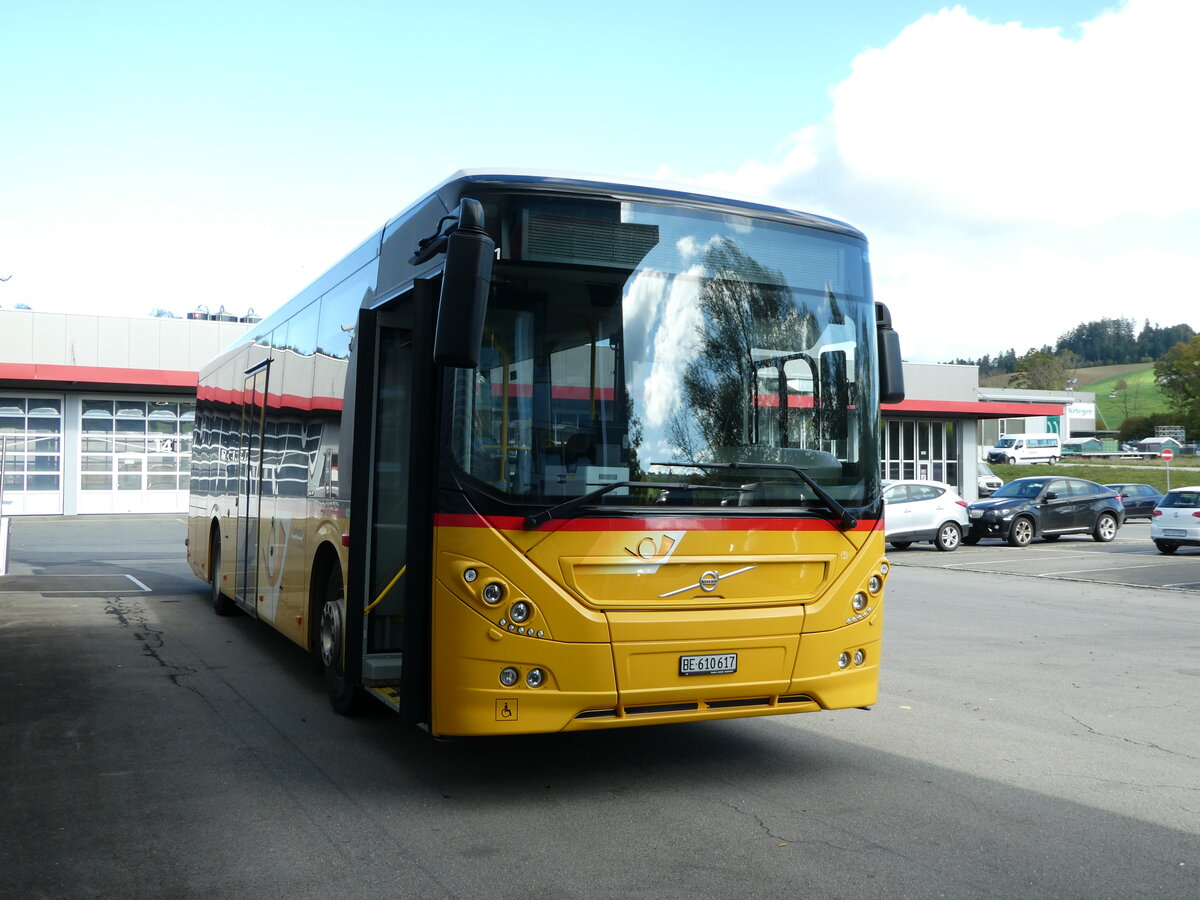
[837,652,851,670]
[482,582,505,605]
[852,592,868,612]
[526,668,545,688]
[854,649,866,666]
[509,600,532,623]
[868,575,882,594]
[499,667,519,687]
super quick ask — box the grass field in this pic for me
[1076,367,1172,431]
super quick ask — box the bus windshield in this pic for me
[448,193,879,512]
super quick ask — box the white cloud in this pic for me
[667,0,1200,363]
[832,2,1200,227]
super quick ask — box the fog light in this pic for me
[510,600,532,623]
[482,582,505,605]
[837,652,851,670]
[854,649,866,666]
[464,568,478,583]
[526,668,545,688]
[499,667,519,687]
[852,592,868,612]
[868,575,882,593]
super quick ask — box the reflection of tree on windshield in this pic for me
[669,237,821,461]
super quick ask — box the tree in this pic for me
[1154,335,1200,423]
[150,308,178,318]
[1011,348,1072,390]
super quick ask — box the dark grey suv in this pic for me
[964,476,1124,547]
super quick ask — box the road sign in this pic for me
[1162,448,1174,462]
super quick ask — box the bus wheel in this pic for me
[318,567,368,715]
[210,530,235,616]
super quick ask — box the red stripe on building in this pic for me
[882,399,1065,417]
[0,362,198,388]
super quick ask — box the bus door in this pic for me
[354,285,435,721]
[235,360,270,613]
[365,311,414,653]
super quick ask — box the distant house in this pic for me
[1063,438,1104,456]
[1136,437,1183,453]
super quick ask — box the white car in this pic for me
[977,461,1003,496]
[1150,485,1200,554]
[883,480,970,551]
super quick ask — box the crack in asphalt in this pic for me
[1066,712,1200,764]
[104,595,197,689]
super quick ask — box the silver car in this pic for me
[1151,485,1200,554]
[883,480,970,552]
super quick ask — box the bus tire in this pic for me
[210,528,236,616]
[318,566,369,715]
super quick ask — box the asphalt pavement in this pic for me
[2,515,1197,899]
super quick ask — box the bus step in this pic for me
[365,685,402,712]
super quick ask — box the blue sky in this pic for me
[2,1,1196,363]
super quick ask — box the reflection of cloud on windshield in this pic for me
[676,236,701,260]
[643,265,703,429]
[676,234,728,263]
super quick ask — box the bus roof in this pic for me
[400,168,865,240]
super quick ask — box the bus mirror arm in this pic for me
[413,198,495,369]
[876,302,905,405]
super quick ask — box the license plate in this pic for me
[679,653,737,676]
[1163,528,1187,537]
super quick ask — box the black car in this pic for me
[1104,483,1164,521]
[965,476,1124,547]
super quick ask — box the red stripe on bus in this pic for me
[435,512,880,532]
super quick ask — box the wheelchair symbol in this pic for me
[496,699,518,721]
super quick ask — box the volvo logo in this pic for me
[660,565,757,598]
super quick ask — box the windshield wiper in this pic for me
[651,460,858,530]
[523,480,744,529]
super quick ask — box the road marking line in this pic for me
[1037,563,1167,577]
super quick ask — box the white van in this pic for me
[986,433,1061,465]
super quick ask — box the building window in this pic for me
[79,399,195,491]
[882,419,959,490]
[0,396,63,493]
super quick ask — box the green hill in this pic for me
[979,364,1170,430]
[1080,366,1171,430]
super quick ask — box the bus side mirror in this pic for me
[876,302,905,404]
[431,199,495,368]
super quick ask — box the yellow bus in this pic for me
[186,170,904,736]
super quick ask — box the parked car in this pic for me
[977,461,1003,496]
[1104,483,1164,521]
[882,480,970,551]
[1150,486,1200,554]
[965,476,1123,547]
[985,433,1061,465]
